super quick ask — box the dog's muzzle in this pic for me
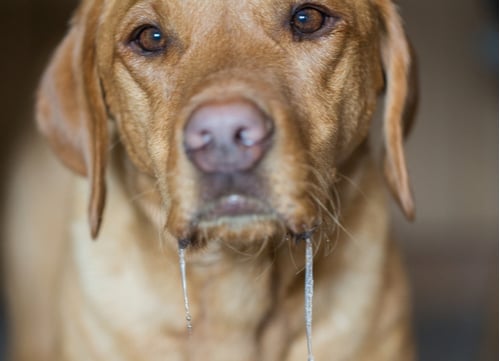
[183,98,274,219]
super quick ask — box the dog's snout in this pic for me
[184,99,273,173]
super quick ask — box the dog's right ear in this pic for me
[36,3,107,239]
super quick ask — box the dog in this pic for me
[4,0,418,360]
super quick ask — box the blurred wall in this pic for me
[393,1,498,360]
[0,1,77,358]
[0,1,497,361]
[0,0,78,172]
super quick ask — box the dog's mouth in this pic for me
[197,194,273,222]
[166,168,321,247]
[167,170,291,245]
[177,192,286,247]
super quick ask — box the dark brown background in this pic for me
[0,0,497,360]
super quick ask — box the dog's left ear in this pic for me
[36,1,108,239]
[375,0,419,220]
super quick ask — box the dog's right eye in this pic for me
[130,25,168,54]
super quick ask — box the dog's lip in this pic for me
[198,194,272,221]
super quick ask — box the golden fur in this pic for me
[4,0,418,360]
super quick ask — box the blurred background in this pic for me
[0,0,497,360]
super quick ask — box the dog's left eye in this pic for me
[131,25,168,54]
[290,5,338,39]
[292,7,325,34]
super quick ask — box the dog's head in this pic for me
[37,0,417,247]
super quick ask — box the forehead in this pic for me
[104,0,373,27]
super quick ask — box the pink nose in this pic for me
[183,99,274,173]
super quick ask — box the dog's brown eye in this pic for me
[291,7,326,34]
[132,26,167,54]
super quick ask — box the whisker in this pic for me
[330,185,363,250]
[306,192,337,230]
[221,240,256,258]
[107,138,121,152]
[156,202,170,251]
[288,236,301,272]
[127,184,159,204]
[305,184,362,253]
[253,236,272,260]
[254,236,285,282]
[336,172,369,202]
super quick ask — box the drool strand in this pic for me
[178,246,193,334]
[304,237,315,361]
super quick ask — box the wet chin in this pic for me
[189,215,286,248]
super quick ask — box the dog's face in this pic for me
[37,0,417,247]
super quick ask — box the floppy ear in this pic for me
[376,0,418,220]
[36,3,108,239]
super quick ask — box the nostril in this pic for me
[198,131,214,149]
[185,128,213,152]
[235,127,256,147]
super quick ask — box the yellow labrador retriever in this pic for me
[4,0,418,360]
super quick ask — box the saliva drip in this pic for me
[305,237,315,361]
[178,246,193,334]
